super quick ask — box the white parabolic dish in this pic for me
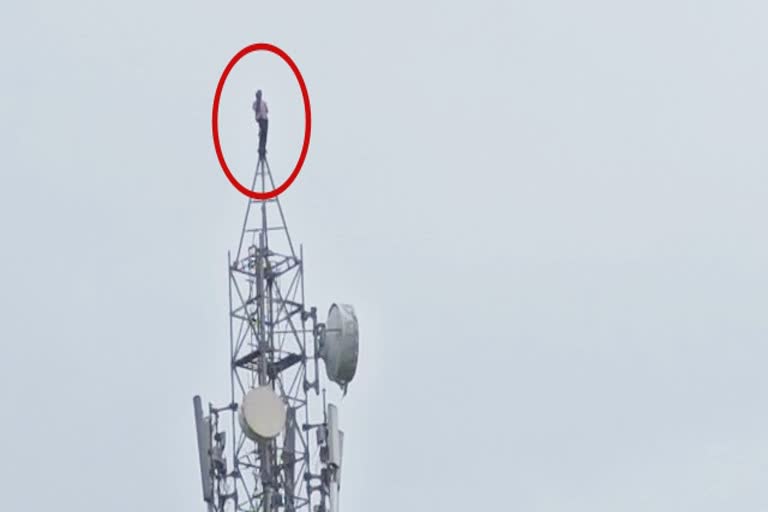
[239,386,286,441]
[321,303,359,387]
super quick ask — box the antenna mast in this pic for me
[193,155,359,512]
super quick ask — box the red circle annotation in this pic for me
[211,43,311,200]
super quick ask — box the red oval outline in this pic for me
[212,43,311,200]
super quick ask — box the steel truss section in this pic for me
[205,157,331,512]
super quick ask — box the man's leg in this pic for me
[260,119,269,156]
[258,120,266,157]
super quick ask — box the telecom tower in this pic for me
[193,154,360,512]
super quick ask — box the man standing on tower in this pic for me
[252,89,269,158]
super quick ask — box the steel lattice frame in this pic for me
[208,156,330,512]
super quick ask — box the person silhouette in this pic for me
[252,89,269,158]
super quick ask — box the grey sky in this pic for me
[1,0,767,510]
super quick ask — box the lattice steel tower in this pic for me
[193,155,359,512]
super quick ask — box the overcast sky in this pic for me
[1,0,768,510]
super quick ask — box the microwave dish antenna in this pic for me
[320,304,360,392]
[239,386,287,441]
